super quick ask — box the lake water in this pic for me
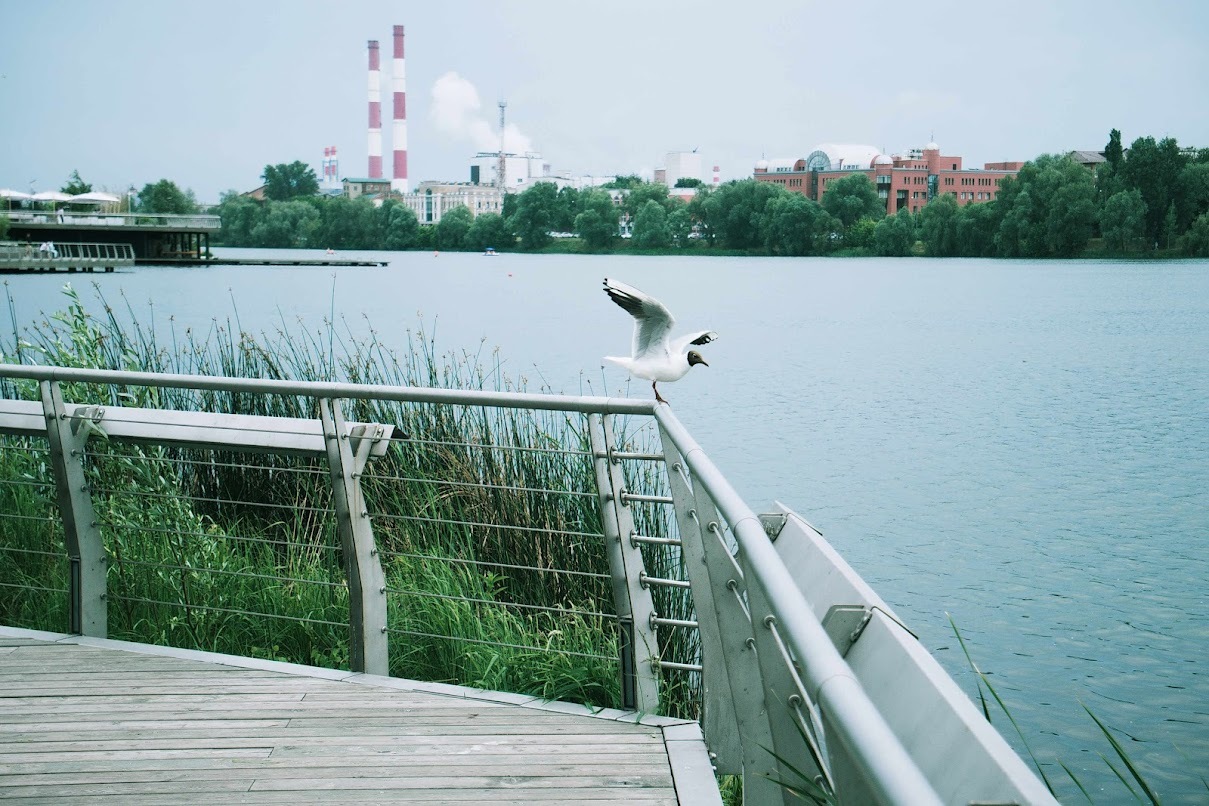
[5,249,1208,802]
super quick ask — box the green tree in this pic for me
[821,173,884,229]
[136,179,198,214]
[704,179,785,250]
[215,192,263,246]
[674,178,704,188]
[262,161,320,201]
[992,155,1096,257]
[633,200,671,248]
[954,201,998,257]
[1181,212,1209,257]
[667,205,693,245]
[317,196,377,249]
[920,194,961,256]
[686,187,715,245]
[1099,189,1147,254]
[466,212,511,252]
[762,193,819,256]
[1176,162,1209,233]
[249,200,320,248]
[846,217,877,249]
[622,182,670,218]
[1161,203,1178,250]
[604,174,644,190]
[1120,136,1187,244]
[0,215,9,241]
[872,209,916,256]
[1104,128,1124,169]
[61,170,92,196]
[510,182,558,250]
[573,189,618,250]
[552,186,581,233]
[436,206,473,250]
[380,200,420,250]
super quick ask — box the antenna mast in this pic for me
[498,100,507,191]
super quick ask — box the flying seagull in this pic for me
[602,278,717,405]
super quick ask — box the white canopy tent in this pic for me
[30,191,73,203]
[70,191,122,205]
[0,189,32,201]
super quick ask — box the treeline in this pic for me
[209,132,1209,257]
[915,134,1209,258]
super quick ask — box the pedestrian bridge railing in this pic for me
[0,241,135,271]
[0,365,1055,806]
[3,211,221,229]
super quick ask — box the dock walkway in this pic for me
[0,628,719,805]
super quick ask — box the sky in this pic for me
[3,0,1208,203]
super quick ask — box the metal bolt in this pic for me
[764,614,776,628]
[788,694,803,708]
[745,637,756,650]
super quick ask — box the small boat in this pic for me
[484,247,497,256]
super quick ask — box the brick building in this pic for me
[754,142,1023,216]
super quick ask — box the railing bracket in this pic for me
[759,512,789,541]
[822,604,872,657]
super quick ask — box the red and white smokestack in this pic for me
[713,165,721,185]
[367,40,383,179]
[391,25,408,193]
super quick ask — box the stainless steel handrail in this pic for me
[655,406,943,805]
[0,365,655,416]
[0,364,1033,804]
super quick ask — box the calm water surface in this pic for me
[6,250,1208,802]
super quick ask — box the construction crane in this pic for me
[497,101,507,191]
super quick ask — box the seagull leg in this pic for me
[652,381,669,405]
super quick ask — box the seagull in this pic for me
[602,278,717,405]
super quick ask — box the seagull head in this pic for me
[687,350,708,368]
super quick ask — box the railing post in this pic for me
[659,429,742,773]
[740,557,833,804]
[39,381,107,637]
[684,471,785,804]
[588,413,660,713]
[320,398,389,676]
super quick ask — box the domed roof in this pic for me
[806,143,882,170]
[754,159,769,171]
[924,141,940,151]
[873,154,893,165]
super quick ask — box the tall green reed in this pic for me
[0,282,698,716]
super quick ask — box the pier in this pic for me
[0,628,706,804]
[0,365,1057,805]
[5,211,218,264]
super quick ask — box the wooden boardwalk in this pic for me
[0,628,719,805]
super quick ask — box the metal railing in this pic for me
[0,241,135,268]
[0,364,1056,805]
[3,211,221,229]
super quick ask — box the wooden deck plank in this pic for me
[0,630,717,804]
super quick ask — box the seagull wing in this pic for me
[671,330,719,354]
[603,278,675,359]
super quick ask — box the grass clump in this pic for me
[0,282,699,717]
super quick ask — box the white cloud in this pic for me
[430,72,534,154]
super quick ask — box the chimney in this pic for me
[367,40,382,179]
[391,25,408,193]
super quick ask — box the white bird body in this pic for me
[602,278,717,403]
